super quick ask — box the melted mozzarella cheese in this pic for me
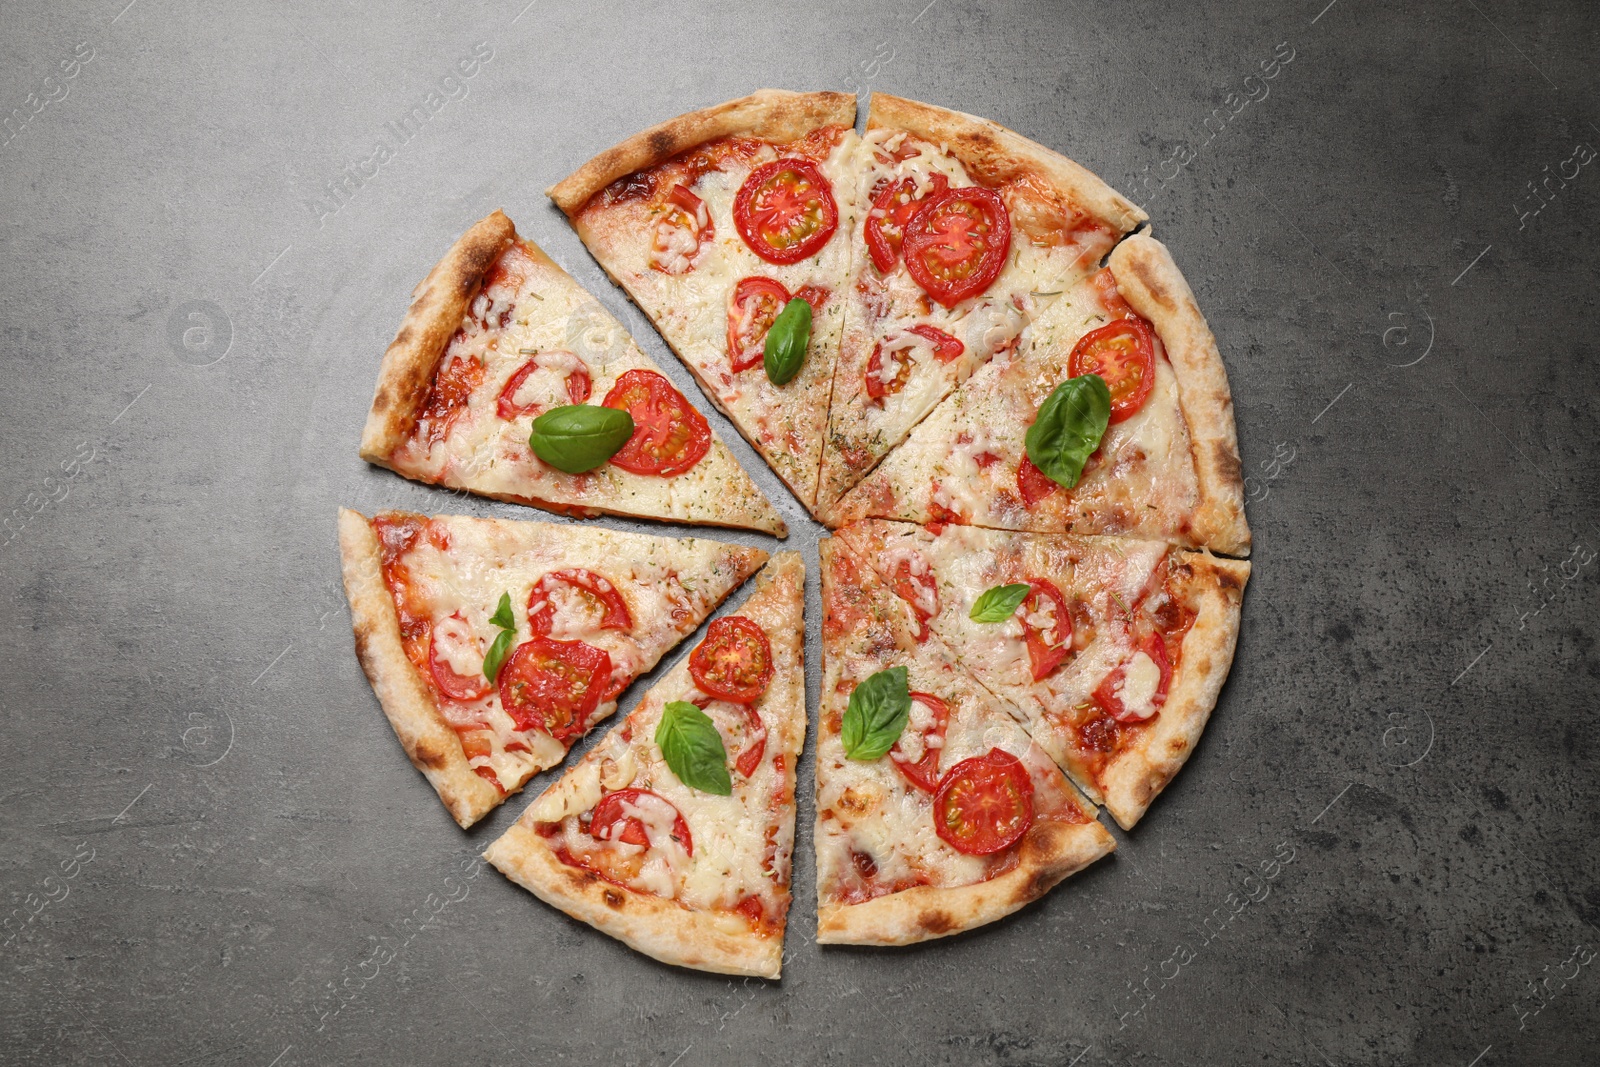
[1115,651,1161,721]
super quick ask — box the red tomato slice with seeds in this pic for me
[902,186,1012,307]
[934,749,1035,855]
[496,352,592,421]
[1017,453,1060,508]
[865,173,949,273]
[889,691,951,793]
[589,788,693,856]
[1068,318,1156,424]
[1018,580,1073,681]
[650,183,713,273]
[734,703,767,778]
[418,354,484,447]
[497,637,611,742]
[734,158,839,264]
[726,277,791,373]
[428,613,492,701]
[527,568,633,637]
[689,616,774,704]
[1093,631,1172,724]
[601,369,711,476]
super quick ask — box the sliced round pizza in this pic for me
[813,93,1147,514]
[829,233,1250,557]
[485,553,804,977]
[358,210,784,536]
[833,519,1248,830]
[815,537,1114,945]
[548,90,860,514]
[338,508,768,828]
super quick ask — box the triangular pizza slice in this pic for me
[815,536,1114,946]
[831,233,1250,556]
[813,93,1146,514]
[834,519,1248,829]
[358,210,785,536]
[338,507,767,828]
[486,553,804,977]
[548,90,860,514]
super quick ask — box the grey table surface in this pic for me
[2,1,1597,1064]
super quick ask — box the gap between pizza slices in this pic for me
[833,520,1249,830]
[486,553,804,977]
[815,537,1115,945]
[338,507,768,828]
[358,210,786,537]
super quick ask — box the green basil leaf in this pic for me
[842,666,911,761]
[488,592,515,631]
[529,404,634,473]
[481,628,515,683]
[655,701,732,796]
[763,298,812,386]
[970,583,1031,623]
[1024,374,1111,489]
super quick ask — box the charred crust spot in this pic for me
[602,888,625,909]
[1212,441,1243,487]
[1015,865,1066,905]
[371,388,393,414]
[1168,736,1190,756]
[457,242,502,298]
[1127,256,1176,312]
[918,909,955,935]
[648,129,677,159]
[1214,566,1244,594]
[413,736,451,770]
[392,325,414,348]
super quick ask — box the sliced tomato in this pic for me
[1017,453,1060,508]
[1015,581,1072,681]
[601,369,711,476]
[689,616,774,704]
[589,788,693,856]
[1093,631,1172,724]
[902,186,1012,308]
[865,173,948,272]
[649,183,713,273]
[733,158,838,264]
[496,353,592,420]
[889,692,951,793]
[428,612,492,701]
[734,894,765,928]
[864,325,965,401]
[497,637,612,741]
[473,765,505,792]
[889,555,939,642]
[734,703,768,778]
[727,277,791,373]
[417,354,484,447]
[934,749,1035,855]
[793,284,830,312]
[459,729,494,761]
[526,568,633,639]
[1068,318,1156,424]
[1091,268,1137,321]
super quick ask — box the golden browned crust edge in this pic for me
[484,823,782,977]
[868,92,1147,235]
[548,90,858,215]
[336,508,502,829]
[358,211,515,464]
[1110,234,1251,556]
[815,816,1115,946]
[1099,552,1250,829]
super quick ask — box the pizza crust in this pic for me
[816,811,1114,946]
[548,90,857,215]
[485,821,782,977]
[1110,234,1250,557]
[358,211,515,464]
[868,92,1147,236]
[336,508,501,829]
[1097,551,1250,829]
